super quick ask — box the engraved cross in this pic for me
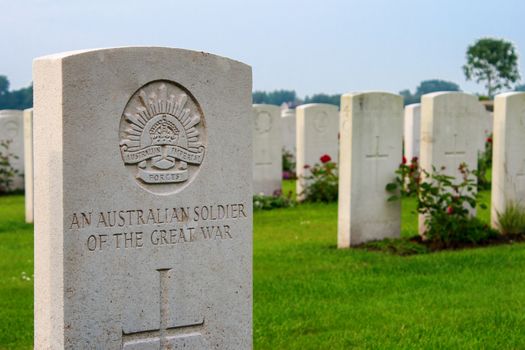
[121,268,205,349]
[444,133,466,157]
[366,136,389,159]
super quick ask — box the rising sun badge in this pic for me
[119,80,206,194]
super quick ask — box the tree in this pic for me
[0,76,9,96]
[0,76,33,110]
[303,93,341,106]
[515,84,525,92]
[463,38,521,97]
[252,90,297,106]
[399,79,460,105]
[415,80,460,96]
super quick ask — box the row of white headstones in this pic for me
[0,91,523,243]
[252,91,525,247]
[0,109,33,222]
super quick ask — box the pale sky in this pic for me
[2,0,524,96]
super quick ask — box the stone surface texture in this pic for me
[281,107,296,158]
[491,92,525,228]
[0,109,24,190]
[419,92,483,233]
[253,104,282,195]
[338,92,403,247]
[403,103,421,162]
[24,108,33,223]
[34,47,253,350]
[295,103,339,199]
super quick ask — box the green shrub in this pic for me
[387,162,497,247]
[253,190,295,210]
[477,134,492,190]
[496,201,525,235]
[300,154,338,203]
[282,149,296,180]
[0,140,20,194]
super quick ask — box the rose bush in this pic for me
[300,154,338,203]
[387,161,497,247]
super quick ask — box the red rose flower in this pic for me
[320,154,331,163]
[446,206,454,215]
[411,156,418,163]
[402,156,407,165]
[486,137,493,143]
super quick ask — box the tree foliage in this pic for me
[252,90,298,106]
[400,79,460,105]
[303,93,340,106]
[0,75,33,110]
[252,90,341,107]
[463,38,521,97]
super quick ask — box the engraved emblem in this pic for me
[313,111,329,133]
[255,111,272,134]
[119,81,206,194]
[4,121,19,139]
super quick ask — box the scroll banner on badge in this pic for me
[137,168,189,183]
[122,145,205,164]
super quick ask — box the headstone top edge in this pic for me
[421,91,473,100]
[495,91,525,100]
[296,103,339,111]
[341,91,400,98]
[33,46,251,69]
[405,103,421,109]
[0,109,23,114]
[253,104,280,109]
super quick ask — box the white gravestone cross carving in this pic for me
[122,268,206,349]
[365,135,389,188]
[338,92,402,247]
[33,47,252,349]
[419,92,481,234]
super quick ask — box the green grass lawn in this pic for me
[2,183,525,349]
[0,195,33,350]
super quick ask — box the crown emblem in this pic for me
[119,81,206,192]
[149,117,179,145]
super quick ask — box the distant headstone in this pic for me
[253,104,282,195]
[296,103,339,199]
[24,108,33,223]
[0,109,24,191]
[34,47,252,349]
[281,107,296,158]
[419,92,482,233]
[477,109,493,154]
[403,103,421,162]
[491,92,525,228]
[338,92,403,247]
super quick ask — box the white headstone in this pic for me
[338,92,403,247]
[281,107,296,158]
[34,47,252,349]
[253,104,282,195]
[295,103,339,199]
[419,92,482,233]
[491,92,525,228]
[477,109,494,154]
[24,108,33,223]
[403,103,421,162]
[0,109,24,191]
